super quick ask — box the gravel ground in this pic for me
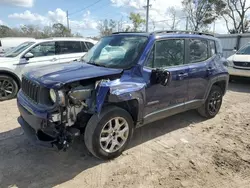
[0,80,250,188]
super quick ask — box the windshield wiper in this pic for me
[86,62,107,67]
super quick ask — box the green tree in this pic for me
[0,25,13,37]
[182,0,226,31]
[98,19,117,36]
[52,23,72,37]
[128,13,145,32]
[222,0,250,33]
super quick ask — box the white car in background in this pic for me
[0,37,97,101]
[227,42,250,78]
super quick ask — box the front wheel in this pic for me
[197,85,223,118]
[84,106,134,160]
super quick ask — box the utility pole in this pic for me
[145,0,150,32]
[66,10,70,30]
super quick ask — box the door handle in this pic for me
[51,58,57,62]
[207,67,215,71]
[178,72,188,77]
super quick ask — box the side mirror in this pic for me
[150,68,171,86]
[24,52,34,60]
[232,49,237,53]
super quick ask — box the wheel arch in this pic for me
[107,99,140,126]
[205,74,229,100]
[0,70,21,89]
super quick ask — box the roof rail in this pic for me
[151,30,214,37]
[112,31,146,34]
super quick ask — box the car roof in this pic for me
[112,30,217,40]
[34,37,97,43]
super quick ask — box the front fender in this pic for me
[95,81,146,122]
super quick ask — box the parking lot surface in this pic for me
[0,81,250,188]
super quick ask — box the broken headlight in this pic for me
[50,89,66,106]
[50,89,57,103]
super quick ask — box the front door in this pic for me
[143,38,189,123]
[15,41,60,78]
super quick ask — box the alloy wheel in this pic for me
[208,91,222,115]
[99,117,129,153]
[0,79,14,99]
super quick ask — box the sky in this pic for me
[0,0,247,37]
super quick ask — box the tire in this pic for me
[84,106,134,160]
[197,85,223,118]
[0,75,19,101]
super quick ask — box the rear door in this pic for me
[55,41,88,63]
[144,38,189,117]
[186,38,213,106]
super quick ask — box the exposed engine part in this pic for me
[66,104,83,126]
[69,84,94,105]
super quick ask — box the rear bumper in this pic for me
[228,67,250,77]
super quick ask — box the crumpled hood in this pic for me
[25,62,123,88]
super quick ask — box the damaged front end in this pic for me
[18,65,171,152]
[17,75,118,151]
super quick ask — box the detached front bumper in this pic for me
[17,91,57,148]
[18,116,54,148]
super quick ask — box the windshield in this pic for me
[5,41,35,57]
[236,44,250,55]
[82,35,148,69]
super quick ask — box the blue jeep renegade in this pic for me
[17,31,229,159]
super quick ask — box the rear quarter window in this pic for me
[215,41,223,55]
[209,40,216,56]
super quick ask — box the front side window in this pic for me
[189,39,208,63]
[82,35,148,69]
[28,42,55,57]
[5,42,35,57]
[145,39,185,68]
[56,41,82,55]
[236,44,250,55]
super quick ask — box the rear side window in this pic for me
[189,39,208,63]
[209,40,216,56]
[56,41,82,55]
[85,42,94,49]
[80,42,88,52]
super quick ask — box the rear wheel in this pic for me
[84,106,134,160]
[197,85,223,118]
[0,75,18,101]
